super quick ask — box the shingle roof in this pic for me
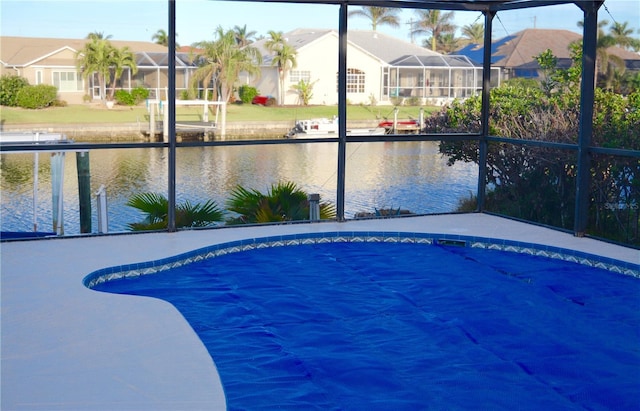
[455,28,640,69]
[253,28,441,66]
[0,36,169,67]
[347,30,440,63]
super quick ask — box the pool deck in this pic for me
[2,213,638,410]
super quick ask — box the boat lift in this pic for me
[146,99,227,141]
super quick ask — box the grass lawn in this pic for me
[1,103,440,125]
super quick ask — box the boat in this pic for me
[377,119,421,134]
[285,117,386,139]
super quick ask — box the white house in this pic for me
[247,29,494,106]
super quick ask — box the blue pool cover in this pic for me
[94,242,640,410]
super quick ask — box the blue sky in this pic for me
[1,0,638,46]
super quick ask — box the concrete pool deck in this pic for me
[2,213,638,410]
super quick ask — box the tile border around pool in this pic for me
[83,232,640,288]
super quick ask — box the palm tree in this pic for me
[107,46,138,100]
[609,21,637,51]
[438,33,460,54]
[192,26,262,102]
[86,31,112,40]
[348,6,400,31]
[226,181,335,225]
[152,29,169,46]
[264,30,285,51]
[265,30,297,105]
[152,29,179,47]
[76,34,116,102]
[461,22,484,45]
[126,192,224,230]
[233,24,257,47]
[577,20,626,89]
[412,9,456,52]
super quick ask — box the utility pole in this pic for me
[407,19,415,43]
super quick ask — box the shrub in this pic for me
[238,85,258,104]
[226,181,336,225]
[179,89,192,100]
[130,87,149,103]
[114,87,150,106]
[291,80,316,106]
[15,84,58,109]
[0,75,29,106]
[407,96,421,106]
[50,99,68,107]
[114,90,135,105]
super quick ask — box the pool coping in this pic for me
[85,231,640,289]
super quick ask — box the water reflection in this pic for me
[1,142,477,235]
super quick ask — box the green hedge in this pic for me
[238,85,258,104]
[0,75,29,107]
[15,84,58,109]
[115,87,150,106]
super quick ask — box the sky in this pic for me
[1,0,638,46]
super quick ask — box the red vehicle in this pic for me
[252,95,277,106]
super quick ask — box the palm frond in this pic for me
[126,192,168,224]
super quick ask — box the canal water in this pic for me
[1,141,477,235]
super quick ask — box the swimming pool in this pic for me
[87,233,640,410]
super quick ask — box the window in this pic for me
[290,70,311,83]
[35,70,43,85]
[337,68,365,93]
[52,71,83,92]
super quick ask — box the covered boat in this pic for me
[285,117,386,138]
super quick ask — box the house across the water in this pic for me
[2,32,500,107]
[455,28,640,81]
[0,36,198,104]
[249,28,499,106]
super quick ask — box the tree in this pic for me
[437,33,460,54]
[76,34,116,102]
[192,26,262,103]
[348,6,400,31]
[577,19,626,90]
[107,46,138,101]
[152,29,169,46]
[233,24,257,47]
[265,30,297,105]
[609,21,637,50]
[461,22,484,45]
[412,9,456,52]
[429,49,640,245]
[76,33,139,102]
[87,31,112,40]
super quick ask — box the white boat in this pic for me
[285,117,386,138]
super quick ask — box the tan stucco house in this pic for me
[0,36,196,104]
